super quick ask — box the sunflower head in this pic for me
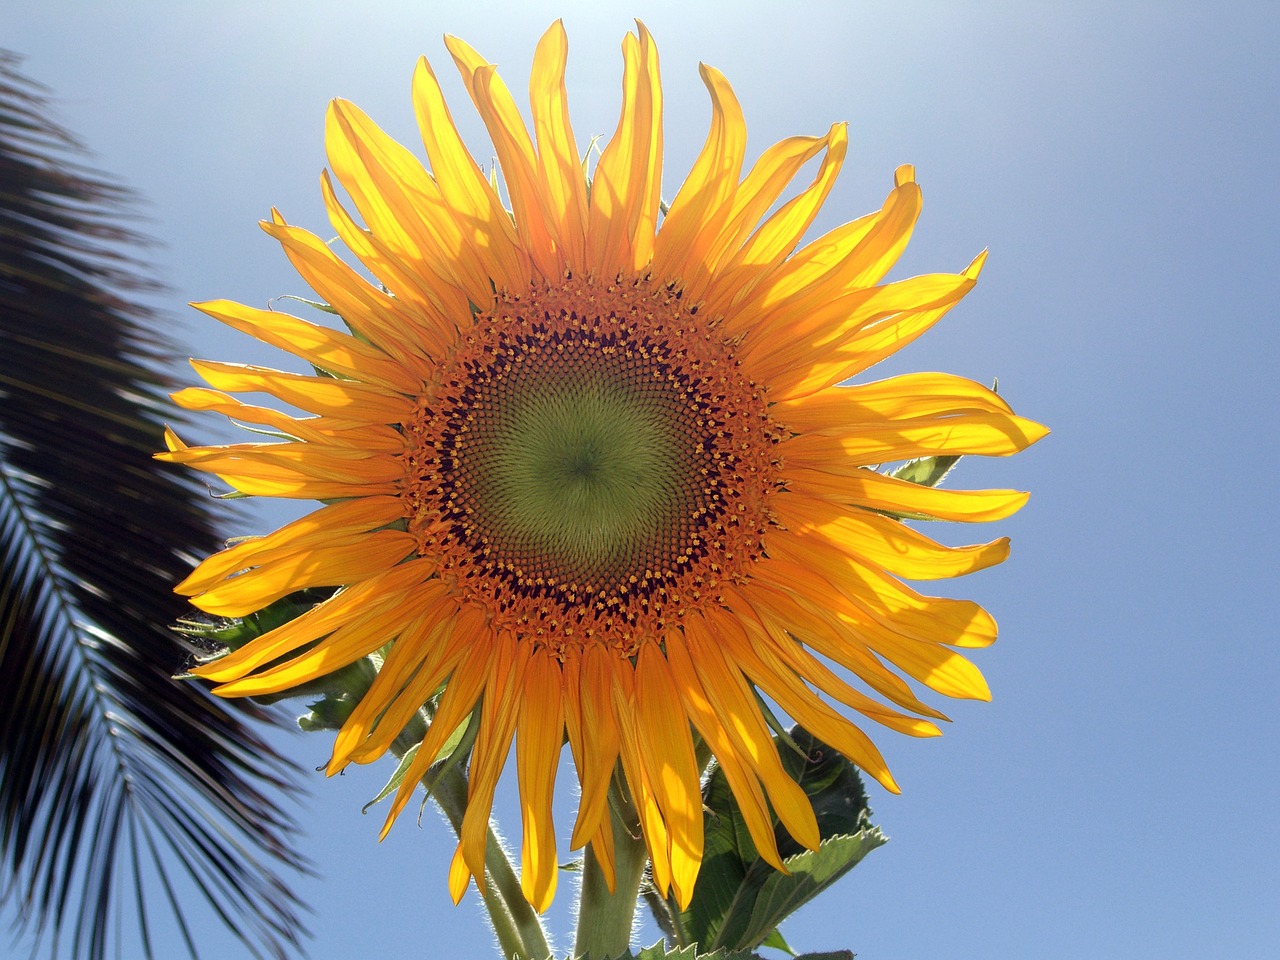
[161,21,1046,912]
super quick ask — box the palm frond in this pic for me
[0,51,310,959]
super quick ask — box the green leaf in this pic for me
[872,455,963,520]
[776,728,873,849]
[737,832,885,950]
[624,942,701,959]
[672,727,884,954]
[761,927,795,954]
[616,942,757,960]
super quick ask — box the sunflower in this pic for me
[161,21,1045,913]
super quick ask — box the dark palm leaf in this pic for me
[0,52,310,959]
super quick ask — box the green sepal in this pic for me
[887,454,960,489]
[363,742,421,812]
[176,589,380,718]
[227,422,295,442]
[872,455,963,521]
[272,293,338,315]
[270,293,381,350]
[361,709,475,814]
[174,589,333,656]
[666,727,884,955]
[294,656,377,730]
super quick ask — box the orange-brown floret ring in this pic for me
[400,272,780,659]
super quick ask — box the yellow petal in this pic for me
[157,436,402,500]
[680,615,821,852]
[726,580,948,722]
[611,661,672,897]
[176,495,405,595]
[587,24,662,275]
[773,492,1011,581]
[190,529,416,618]
[565,644,621,853]
[516,648,564,912]
[723,592,943,739]
[740,270,975,379]
[319,167,470,354]
[634,642,703,907]
[188,359,413,423]
[381,632,493,829]
[772,251,988,400]
[192,558,434,683]
[211,578,443,698]
[773,372,1014,430]
[326,98,498,309]
[342,602,481,768]
[785,464,1030,523]
[652,63,745,295]
[668,625,785,870]
[445,37,561,279]
[170,387,407,452]
[749,549,993,702]
[530,20,588,268]
[764,531,999,650]
[857,630,991,701]
[457,634,526,883]
[737,166,922,327]
[588,822,617,895]
[707,605,900,794]
[329,599,457,768]
[781,411,1049,466]
[699,131,832,294]
[192,299,419,394]
[712,122,848,310]
[261,211,438,379]
[411,57,530,291]
[448,845,472,905]
[160,439,402,485]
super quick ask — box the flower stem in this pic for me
[295,663,551,957]
[387,704,549,959]
[431,765,552,960]
[573,781,649,960]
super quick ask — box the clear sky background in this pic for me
[5,1,1278,958]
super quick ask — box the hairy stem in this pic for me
[574,779,649,960]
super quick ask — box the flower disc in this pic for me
[406,273,776,657]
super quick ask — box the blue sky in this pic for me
[6,1,1278,958]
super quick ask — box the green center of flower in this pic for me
[403,274,777,648]
[456,346,707,592]
[476,368,706,591]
